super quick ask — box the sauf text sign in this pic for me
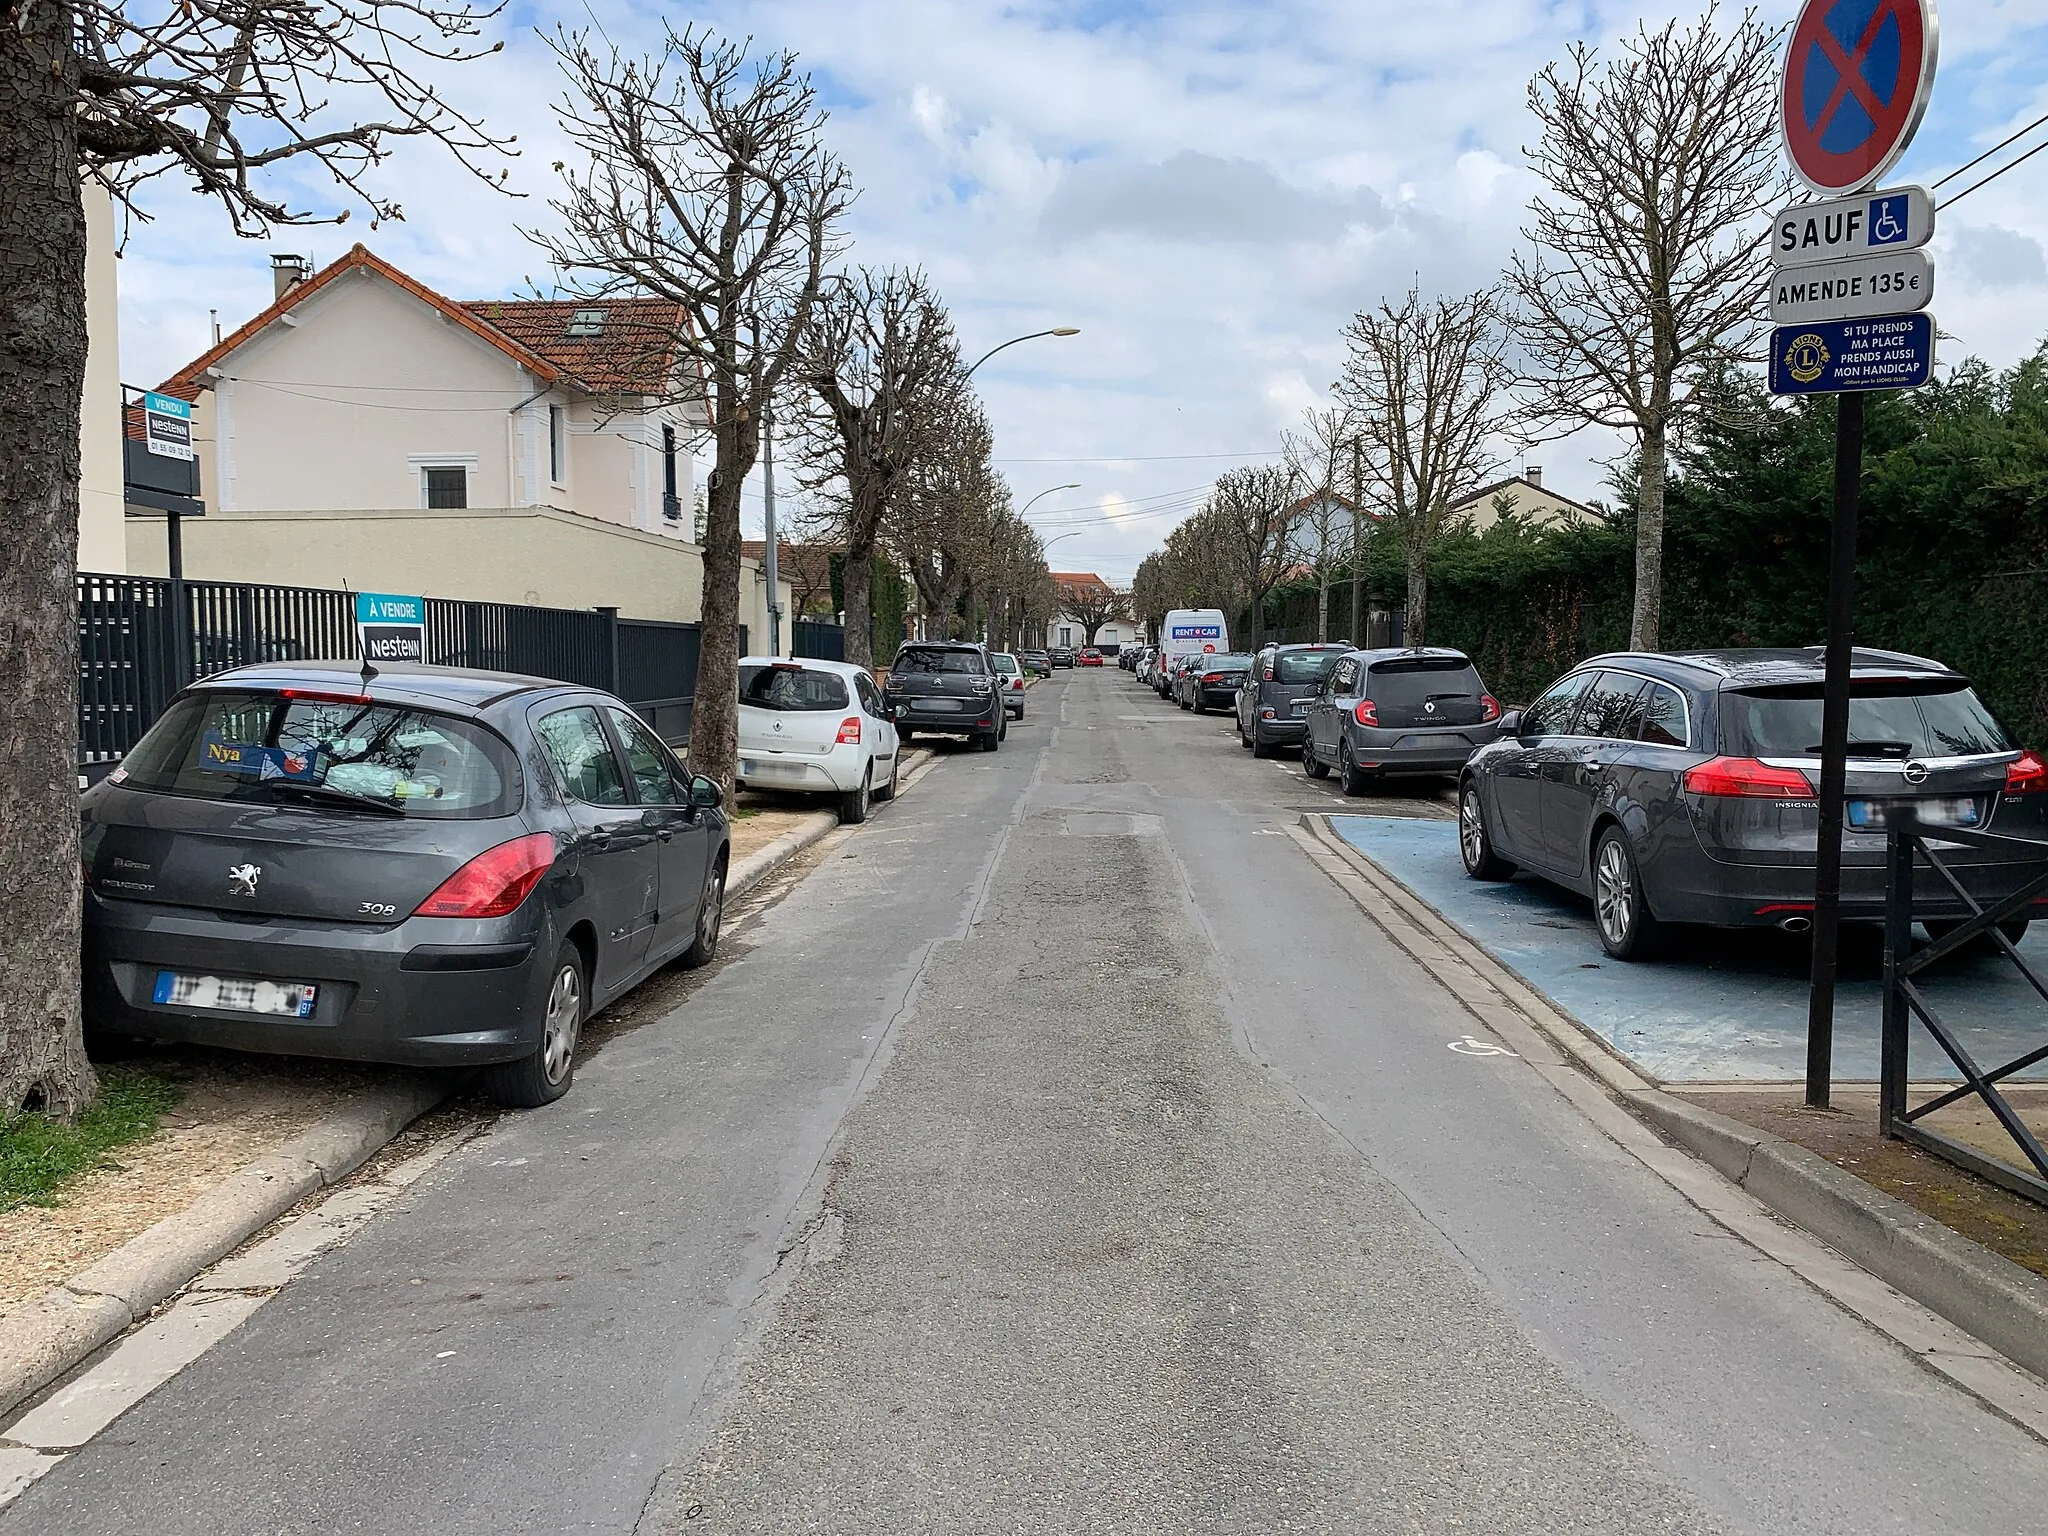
[1773,186,1933,267]
[354,592,426,664]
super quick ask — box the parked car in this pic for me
[1022,650,1053,678]
[80,662,730,1108]
[1157,653,1194,699]
[1049,647,1077,668]
[1136,647,1159,683]
[991,650,1028,718]
[1080,647,1105,667]
[1456,647,2048,961]
[1176,652,1254,713]
[883,641,1006,751]
[1118,644,1142,670]
[1302,647,1503,793]
[737,656,900,823]
[1237,643,1352,756]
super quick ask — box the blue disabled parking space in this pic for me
[1329,814,2048,1085]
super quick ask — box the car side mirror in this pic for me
[689,774,723,809]
[1496,709,1523,736]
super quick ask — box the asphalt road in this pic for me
[9,669,2045,1533]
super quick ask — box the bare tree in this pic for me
[1054,576,1129,648]
[889,392,1000,641]
[974,511,1051,651]
[1195,464,1298,647]
[537,26,851,793]
[1336,285,1512,645]
[1283,407,1364,643]
[0,2,514,1119]
[793,267,961,666]
[1508,2,1782,649]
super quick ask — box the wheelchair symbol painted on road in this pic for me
[1448,1035,1518,1057]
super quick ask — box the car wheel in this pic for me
[1338,744,1372,797]
[1302,738,1330,779]
[1238,719,1253,750]
[875,752,900,802]
[839,765,872,824]
[999,716,1008,741]
[1251,728,1275,759]
[1592,826,1660,961]
[1458,783,1515,881]
[484,940,582,1108]
[980,726,1000,752]
[679,857,726,969]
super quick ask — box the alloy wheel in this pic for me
[698,871,723,954]
[541,962,582,1087]
[1460,791,1486,871]
[1594,838,1633,948]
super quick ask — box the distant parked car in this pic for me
[1457,647,2048,961]
[884,641,1006,751]
[1136,647,1159,683]
[1080,648,1105,667]
[1049,647,1077,668]
[991,650,1027,718]
[1237,643,1351,756]
[81,661,730,1107]
[1156,654,1193,699]
[737,656,901,823]
[1022,650,1053,678]
[1176,652,1253,713]
[1302,647,1503,794]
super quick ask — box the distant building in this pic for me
[1448,467,1603,532]
[1042,572,1141,650]
[130,244,785,633]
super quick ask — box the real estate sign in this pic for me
[142,391,194,461]
[354,592,426,664]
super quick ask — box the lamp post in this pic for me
[965,327,1079,379]
[1019,482,1080,519]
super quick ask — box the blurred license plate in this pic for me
[1847,798,1978,830]
[915,698,961,712]
[1291,700,1309,714]
[153,971,317,1017]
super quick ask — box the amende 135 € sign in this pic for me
[1770,249,1933,325]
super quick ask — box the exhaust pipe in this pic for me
[1778,915,1812,934]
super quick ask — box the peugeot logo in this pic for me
[228,863,262,897]
[1903,761,1930,785]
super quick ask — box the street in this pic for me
[9,667,2046,1534]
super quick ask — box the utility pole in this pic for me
[1348,436,1364,645]
[762,403,783,657]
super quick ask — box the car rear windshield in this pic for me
[991,654,1020,674]
[1199,655,1253,672]
[114,689,519,818]
[1365,656,1484,704]
[894,648,983,674]
[1725,682,2013,759]
[1275,650,1346,684]
[739,664,850,711]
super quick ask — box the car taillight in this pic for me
[1202,672,1222,685]
[836,716,862,745]
[1480,694,1501,722]
[1682,757,1816,799]
[2006,750,2048,794]
[1354,699,1378,727]
[414,833,556,919]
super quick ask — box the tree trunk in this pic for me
[0,11,97,1118]
[1630,415,1668,651]
[694,412,756,797]
[842,536,874,669]
[1404,528,1428,647]
[1316,575,1330,643]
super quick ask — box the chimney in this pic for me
[1525,465,1543,487]
[271,253,310,301]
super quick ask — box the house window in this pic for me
[661,424,680,520]
[423,465,468,509]
[564,308,608,337]
[1059,626,1072,646]
[549,406,566,486]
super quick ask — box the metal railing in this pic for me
[1881,807,2048,1205]
[791,618,845,662]
[78,571,716,763]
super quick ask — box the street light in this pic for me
[965,327,1080,378]
[1019,482,1080,518]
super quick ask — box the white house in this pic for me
[1449,467,1604,531]
[129,244,785,635]
[1041,572,1140,650]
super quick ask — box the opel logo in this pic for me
[1903,761,1929,785]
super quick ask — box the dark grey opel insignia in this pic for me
[81,663,731,1106]
[1456,648,2048,960]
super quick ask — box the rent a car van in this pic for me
[1160,610,1230,683]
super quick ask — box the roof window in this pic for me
[564,308,608,337]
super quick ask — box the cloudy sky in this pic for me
[116,0,2048,587]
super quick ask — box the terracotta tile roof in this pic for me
[463,298,688,395]
[159,244,571,398]
[1051,571,1114,597]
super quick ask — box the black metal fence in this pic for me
[78,571,725,765]
[1880,808,2048,1206]
[791,618,845,662]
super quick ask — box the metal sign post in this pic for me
[1776,0,1940,1111]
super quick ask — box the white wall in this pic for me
[79,180,124,574]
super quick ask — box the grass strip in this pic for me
[0,1070,181,1213]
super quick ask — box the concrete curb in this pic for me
[0,1074,445,1420]
[1295,814,2048,1390]
[727,749,937,903]
[1621,1088,2048,1384]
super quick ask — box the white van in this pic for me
[1157,609,1230,695]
